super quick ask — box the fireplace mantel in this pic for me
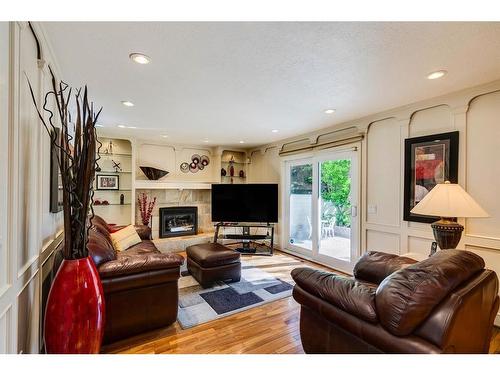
[135,180,213,190]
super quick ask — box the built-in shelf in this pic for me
[94,204,131,207]
[135,180,213,190]
[95,189,132,192]
[98,170,132,174]
[98,153,132,158]
[221,161,247,165]
[95,137,133,225]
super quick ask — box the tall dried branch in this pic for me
[27,74,102,259]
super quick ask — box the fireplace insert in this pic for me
[159,206,198,238]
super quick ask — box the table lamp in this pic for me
[410,181,489,249]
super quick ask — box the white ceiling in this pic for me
[41,22,500,147]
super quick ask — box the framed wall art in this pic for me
[96,174,120,190]
[403,131,459,223]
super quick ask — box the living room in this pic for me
[2,1,500,372]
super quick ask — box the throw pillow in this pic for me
[110,225,142,252]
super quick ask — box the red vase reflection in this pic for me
[44,256,105,354]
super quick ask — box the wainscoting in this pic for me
[0,22,64,353]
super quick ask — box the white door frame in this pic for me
[282,143,361,273]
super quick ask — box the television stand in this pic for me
[213,222,274,256]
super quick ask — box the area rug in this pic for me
[177,253,304,329]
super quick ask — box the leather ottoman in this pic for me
[186,243,241,287]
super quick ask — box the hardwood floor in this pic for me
[103,297,304,354]
[101,251,500,354]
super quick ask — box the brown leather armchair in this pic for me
[87,216,184,344]
[292,250,499,353]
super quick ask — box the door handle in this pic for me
[351,205,357,217]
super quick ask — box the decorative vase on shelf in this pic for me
[239,170,245,178]
[140,166,169,180]
[229,164,235,177]
[44,257,105,353]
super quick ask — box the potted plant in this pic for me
[28,76,104,354]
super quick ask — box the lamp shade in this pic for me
[411,181,489,218]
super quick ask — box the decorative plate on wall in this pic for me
[191,154,201,165]
[180,162,189,173]
[189,162,199,173]
[200,155,210,166]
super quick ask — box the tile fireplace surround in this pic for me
[136,189,213,240]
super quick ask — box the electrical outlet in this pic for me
[368,204,377,214]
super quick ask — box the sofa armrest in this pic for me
[291,267,378,323]
[98,252,184,279]
[134,225,152,240]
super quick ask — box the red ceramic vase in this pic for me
[44,256,105,354]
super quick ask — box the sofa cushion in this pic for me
[375,250,485,336]
[110,225,142,252]
[291,267,378,323]
[98,251,184,278]
[88,227,117,267]
[186,243,240,268]
[353,251,417,284]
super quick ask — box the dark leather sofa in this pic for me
[292,250,499,353]
[86,216,184,344]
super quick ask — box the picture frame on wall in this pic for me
[403,131,459,223]
[49,128,63,213]
[96,174,120,190]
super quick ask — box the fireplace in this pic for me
[159,206,198,238]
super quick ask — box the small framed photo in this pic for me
[403,131,459,223]
[96,174,120,190]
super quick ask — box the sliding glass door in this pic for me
[284,146,359,272]
[286,160,314,255]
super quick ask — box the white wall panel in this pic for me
[0,22,9,295]
[466,91,500,239]
[17,25,40,273]
[137,143,176,179]
[408,235,434,256]
[366,118,400,226]
[409,105,453,137]
[366,230,400,254]
[17,275,39,354]
[0,306,11,353]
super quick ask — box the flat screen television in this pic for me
[211,183,278,223]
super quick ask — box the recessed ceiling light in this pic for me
[129,53,151,65]
[203,139,210,143]
[121,101,134,107]
[162,135,169,138]
[271,129,279,133]
[95,124,104,128]
[117,125,126,128]
[128,126,137,129]
[324,109,335,114]
[239,141,245,144]
[427,70,447,80]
